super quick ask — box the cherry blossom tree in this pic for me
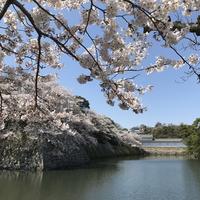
[0,0,200,129]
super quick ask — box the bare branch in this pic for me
[83,0,93,34]
[34,34,41,110]
[0,91,3,114]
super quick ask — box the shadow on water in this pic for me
[0,157,200,200]
[0,171,43,200]
[0,160,121,200]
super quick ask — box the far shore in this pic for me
[144,147,187,156]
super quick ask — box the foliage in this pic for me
[0,70,79,132]
[133,122,194,139]
[75,96,90,109]
[0,68,141,149]
[131,118,200,158]
[192,118,200,128]
[0,0,200,125]
[186,120,200,159]
[151,124,193,139]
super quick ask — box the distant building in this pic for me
[133,130,140,134]
[139,134,154,142]
[130,127,141,134]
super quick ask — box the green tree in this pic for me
[186,118,200,158]
[192,118,200,128]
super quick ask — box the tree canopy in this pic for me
[0,0,200,129]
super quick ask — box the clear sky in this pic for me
[56,39,200,129]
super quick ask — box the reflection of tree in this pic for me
[182,160,200,200]
[0,171,43,200]
[39,161,119,200]
[0,160,120,200]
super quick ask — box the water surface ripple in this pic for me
[0,157,200,200]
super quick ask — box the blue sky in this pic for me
[52,5,200,129]
[56,40,200,129]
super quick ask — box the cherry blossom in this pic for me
[0,0,200,128]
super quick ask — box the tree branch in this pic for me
[0,91,3,114]
[12,0,79,61]
[34,34,41,110]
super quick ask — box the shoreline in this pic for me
[143,147,187,156]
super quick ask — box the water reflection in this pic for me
[0,158,200,200]
[181,160,200,200]
[0,171,43,200]
[0,161,120,200]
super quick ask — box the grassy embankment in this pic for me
[144,147,187,156]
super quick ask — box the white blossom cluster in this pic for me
[0,0,200,118]
[0,68,77,132]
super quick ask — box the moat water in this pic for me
[0,157,200,200]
